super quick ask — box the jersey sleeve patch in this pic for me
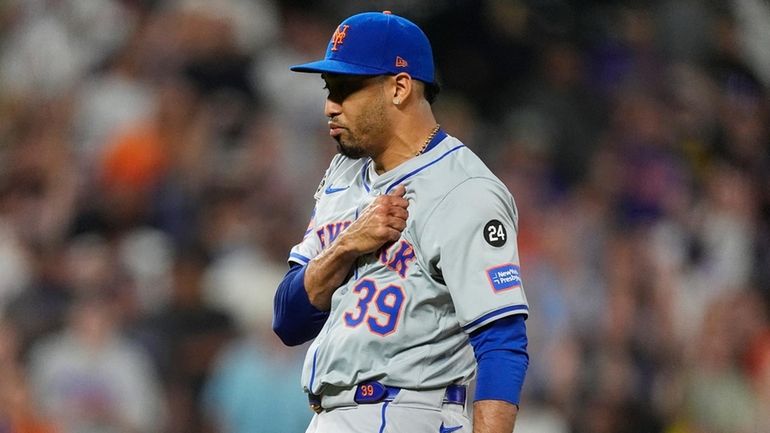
[483,219,508,247]
[486,264,521,293]
[313,172,328,201]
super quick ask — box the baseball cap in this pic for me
[290,11,435,84]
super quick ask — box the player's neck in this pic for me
[372,111,438,175]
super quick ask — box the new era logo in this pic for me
[395,56,408,67]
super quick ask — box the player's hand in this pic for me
[338,184,409,256]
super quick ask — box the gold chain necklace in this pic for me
[415,124,441,156]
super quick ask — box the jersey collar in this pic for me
[361,129,462,194]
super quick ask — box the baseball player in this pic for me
[273,11,529,433]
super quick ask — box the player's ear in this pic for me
[391,73,413,106]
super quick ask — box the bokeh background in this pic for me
[0,0,768,432]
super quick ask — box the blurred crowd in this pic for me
[0,0,768,432]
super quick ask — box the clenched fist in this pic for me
[338,184,409,256]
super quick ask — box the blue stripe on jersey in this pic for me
[385,144,465,194]
[378,401,390,433]
[361,160,372,192]
[462,304,529,332]
[309,347,319,393]
[289,252,311,264]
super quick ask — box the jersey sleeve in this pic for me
[288,154,346,267]
[421,178,529,333]
[288,206,321,266]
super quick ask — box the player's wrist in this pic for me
[333,232,366,259]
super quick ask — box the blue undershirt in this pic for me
[272,264,529,405]
[272,264,329,346]
[468,314,529,405]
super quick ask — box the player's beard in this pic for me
[336,138,367,159]
[335,95,388,159]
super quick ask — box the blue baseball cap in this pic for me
[290,11,435,84]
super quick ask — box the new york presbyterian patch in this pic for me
[486,264,522,293]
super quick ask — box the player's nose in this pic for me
[324,98,342,119]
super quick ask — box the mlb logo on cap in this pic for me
[290,11,436,85]
[330,24,350,51]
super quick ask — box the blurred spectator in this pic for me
[251,8,334,203]
[0,99,78,246]
[201,304,310,433]
[679,294,761,433]
[0,320,57,433]
[28,294,165,433]
[0,0,136,99]
[197,179,285,330]
[132,247,235,433]
[117,228,174,316]
[4,242,74,356]
[96,76,193,232]
[202,244,284,332]
[72,33,157,176]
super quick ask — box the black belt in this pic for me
[308,381,466,413]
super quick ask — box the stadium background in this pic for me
[0,0,768,432]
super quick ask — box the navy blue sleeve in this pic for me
[272,264,330,346]
[468,314,529,405]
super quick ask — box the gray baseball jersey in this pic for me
[288,132,529,396]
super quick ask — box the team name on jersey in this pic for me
[377,240,416,278]
[317,221,352,249]
[317,220,416,278]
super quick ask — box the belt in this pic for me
[308,381,466,413]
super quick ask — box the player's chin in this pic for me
[337,141,367,159]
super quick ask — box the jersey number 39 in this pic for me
[343,279,405,336]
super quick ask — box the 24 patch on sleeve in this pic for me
[483,220,507,247]
[486,264,522,292]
